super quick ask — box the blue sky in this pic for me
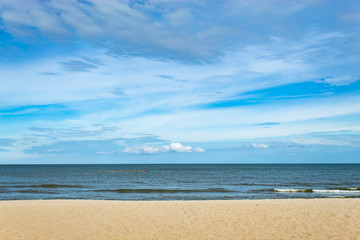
[0,0,359,163]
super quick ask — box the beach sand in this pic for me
[1,199,359,240]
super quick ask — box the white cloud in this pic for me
[47,149,63,152]
[96,150,115,154]
[251,143,269,149]
[122,142,205,154]
[193,147,206,153]
[0,0,227,61]
[323,76,359,86]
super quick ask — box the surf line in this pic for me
[94,170,147,173]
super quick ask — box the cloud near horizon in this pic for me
[123,142,205,154]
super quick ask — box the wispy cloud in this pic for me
[0,0,224,62]
[29,126,119,138]
[60,60,98,72]
[0,0,338,64]
[158,74,188,83]
[39,71,60,76]
[257,122,280,126]
[250,143,269,149]
[110,88,127,97]
[0,138,15,147]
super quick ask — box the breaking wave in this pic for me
[272,188,360,193]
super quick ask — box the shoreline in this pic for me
[1,196,359,201]
[0,197,359,201]
[1,199,359,240]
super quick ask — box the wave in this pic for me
[328,187,360,191]
[95,188,236,194]
[17,190,58,194]
[273,189,314,193]
[230,183,291,187]
[273,188,360,193]
[1,184,84,189]
[28,184,84,188]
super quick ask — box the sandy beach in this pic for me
[1,199,359,240]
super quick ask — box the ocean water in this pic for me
[0,164,359,200]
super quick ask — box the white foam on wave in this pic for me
[274,189,312,193]
[313,189,360,193]
[274,188,360,194]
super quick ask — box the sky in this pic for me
[0,0,359,164]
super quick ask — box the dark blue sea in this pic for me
[0,164,359,200]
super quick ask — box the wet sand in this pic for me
[1,199,359,240]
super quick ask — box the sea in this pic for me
[0,164,359,201]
